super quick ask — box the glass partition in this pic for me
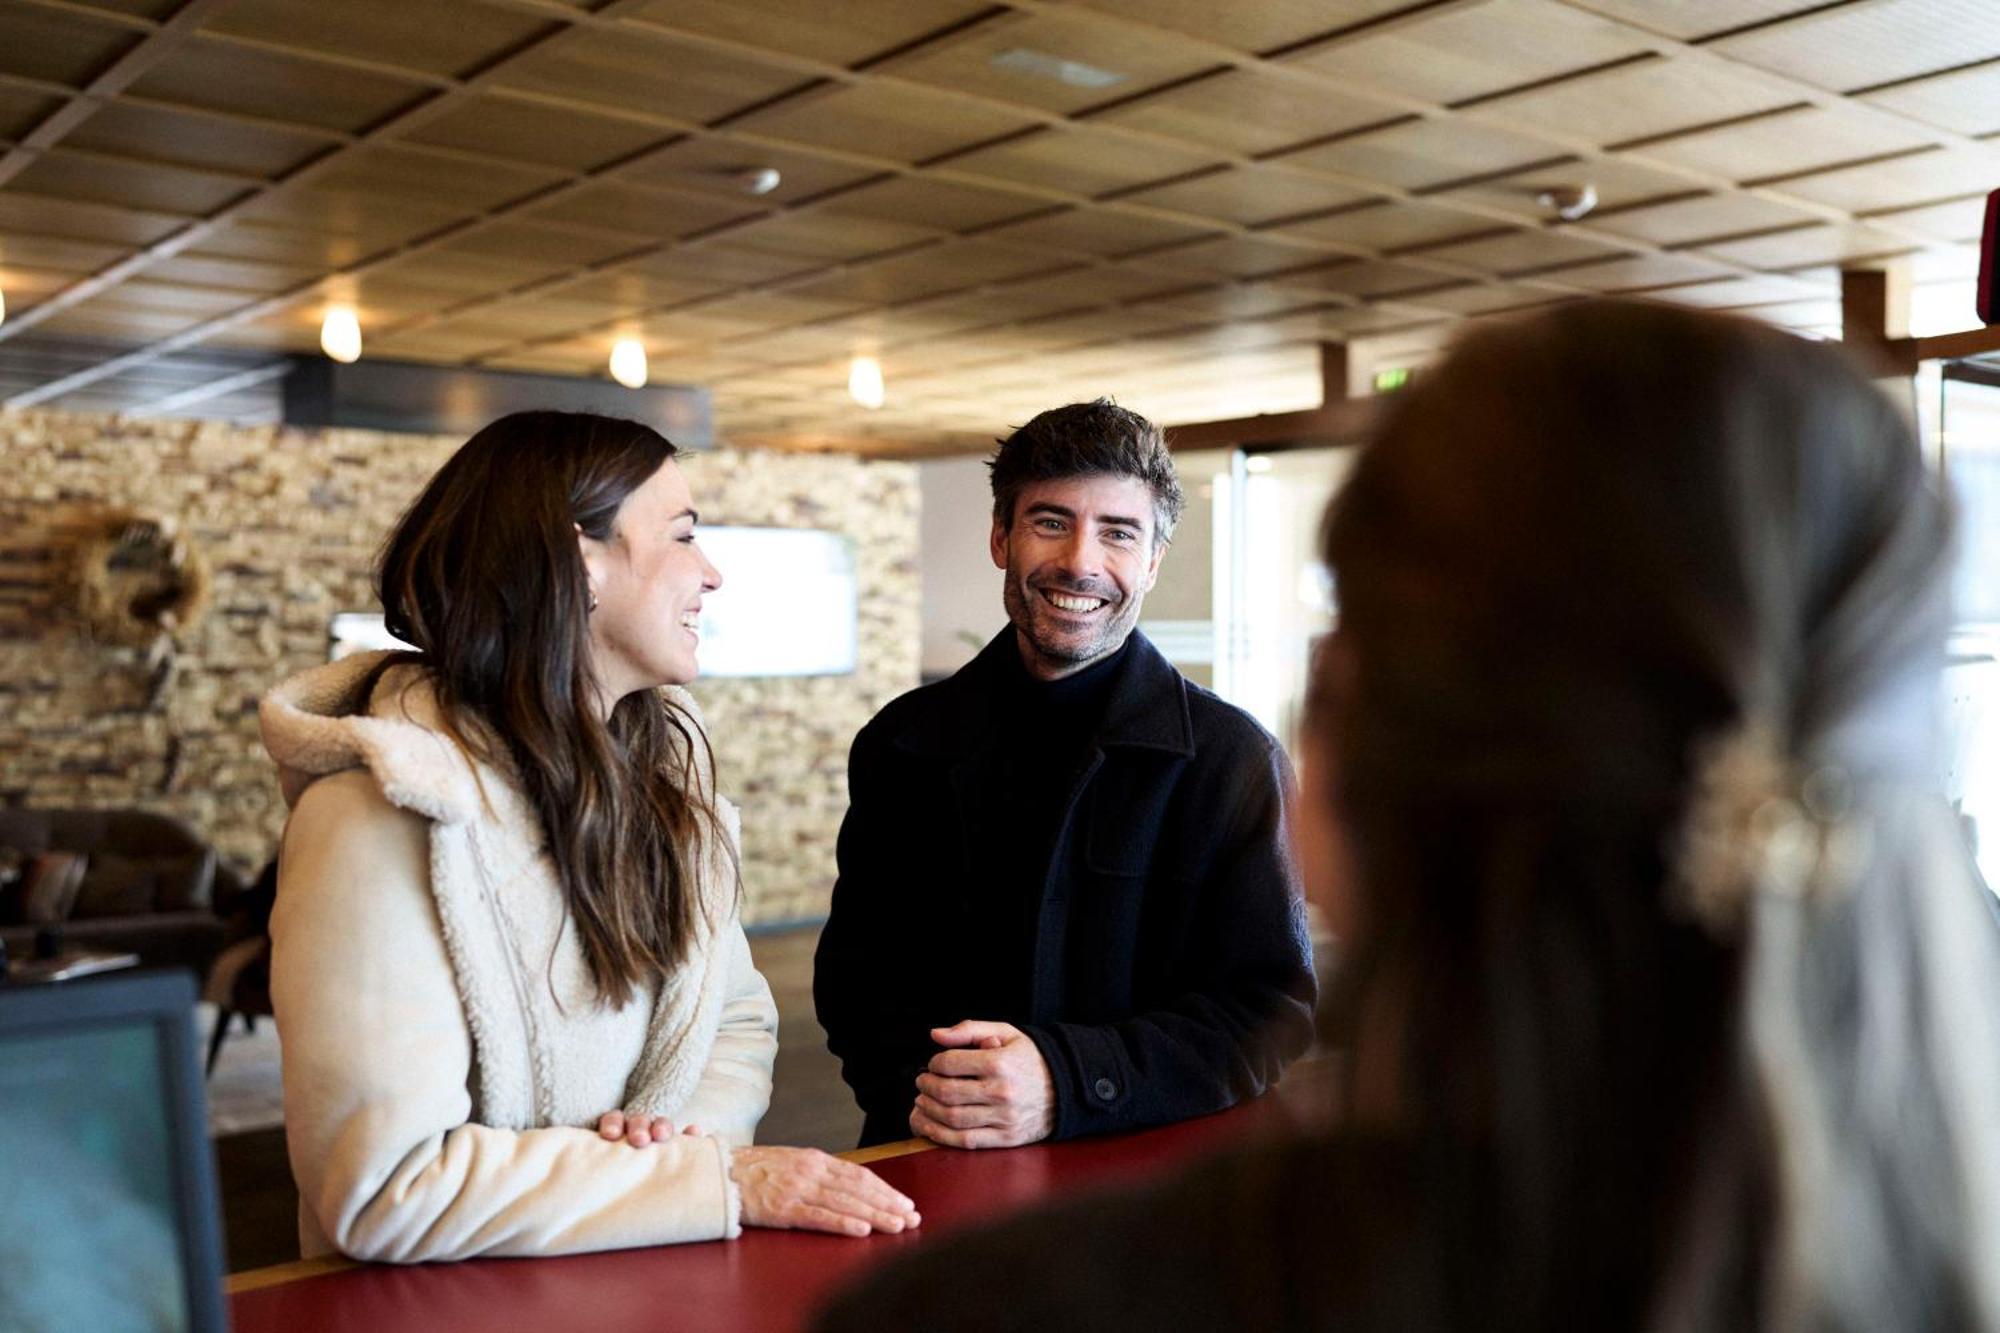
[1939,363,2000,890]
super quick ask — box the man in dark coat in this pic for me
[814,398,1316,1149]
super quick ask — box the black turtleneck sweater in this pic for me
[966,634,1130,1022]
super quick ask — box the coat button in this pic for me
[1093,1077,1118,1100]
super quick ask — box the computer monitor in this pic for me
[0,970,227,1333]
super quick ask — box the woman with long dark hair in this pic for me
[817,301,2000,1329]
[262,411,918,1262]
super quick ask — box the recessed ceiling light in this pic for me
[848,355,885,410]
[320,307,361,363]
[610,338,648,389]
[989,47,1126,89]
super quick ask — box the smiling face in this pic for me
[578,458,721,705]
[991,472,1167,680]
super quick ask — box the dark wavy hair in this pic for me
[989,397,1185,544]
[1314,300,1997,1325]
[376,410,731,1007]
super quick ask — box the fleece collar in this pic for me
[260,651,490,825]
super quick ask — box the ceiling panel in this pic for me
[1561,1,1838,41]
[127,35,429,133]
[948,126,1226,198]
[626,0,995,69]
[735,82,1038,166]
[1267,200,1496,253]
[717,209,940,262]
[1632,106,1932,183]
[1435,156,1705,218]
[887,11,1220,115]
[0,85,78,141]
[491,27,808,126]
[814,176,1049,232]
[1776,146,2000,214]
[782,239,1072,305]
[0,191,189,246]
[1277,117,1571,191]
[434,219,653,267]
[1090,68,1407,156]
[0,232,133,273]
[0,0,1993,447]
[1585,191,1826,246]
[1866,193,1991,243]
[1058,0,1421,58]
[614,137,881,206]
[1409,226,1630,274]
[1699,221,1917,269]
[9,148,248,216]
[979,207,1223,257]
[1651,273,1836,309]
[1286,0,1650,106]
[204,0,555,80]
[60,0,189,20]
[1117,167,1376,227]
[1546,250,1740,290]
[398,94,672,173]
[0,5,138,86]
[1859,61,2000,136]
[1142,233,1335,280]
[521,182,765,241]
[148,252,320,294]
[62,100,332,179]
[1708,0,2000,93]
[306,145,568,215]
[1478,54,1797,145]
[1271,258,1457,298]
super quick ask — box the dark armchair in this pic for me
[0,808,243,975]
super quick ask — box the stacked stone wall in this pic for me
[0,408,917,924]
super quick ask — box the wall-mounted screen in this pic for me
[696,527,858,677]
[327,527,858,678]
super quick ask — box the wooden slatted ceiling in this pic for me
[0,0,1993,454]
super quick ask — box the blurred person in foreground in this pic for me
[261,412,916,1262]
[815,300,2000,1330]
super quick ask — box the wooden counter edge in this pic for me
[222,1137,938,1294]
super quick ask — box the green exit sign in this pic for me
[1373,367,1412,393]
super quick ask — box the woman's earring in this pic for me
[588,588,599,614]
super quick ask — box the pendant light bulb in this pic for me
[320,307,362,364]
[609,338,649,389]
[848,354,885,410]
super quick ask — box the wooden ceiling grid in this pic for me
[0,0,1992,452]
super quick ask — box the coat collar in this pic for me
[896,628,1195,760]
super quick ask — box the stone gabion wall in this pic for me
[0,408,918,925]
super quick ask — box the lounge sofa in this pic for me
[0,808,243,975]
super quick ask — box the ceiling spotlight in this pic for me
[1536,184,1598,222]
[609,338,648,389]
[848,355,885,410]
[320,306,362,363]
[734,166,782,196]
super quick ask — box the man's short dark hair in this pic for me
[988,398,1185,545]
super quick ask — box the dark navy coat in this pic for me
[814,629,1317,1146]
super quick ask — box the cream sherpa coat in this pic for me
[260,652,777,1263]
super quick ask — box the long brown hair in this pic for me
[377,410,731,1007]
[1315,300,1997,1326]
